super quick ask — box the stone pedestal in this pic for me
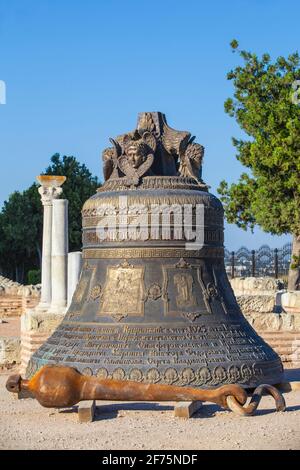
[49,199,69,314]
[67,252,82,308]
[281,291,300,314]
[20,310,64,375]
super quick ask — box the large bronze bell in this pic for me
[27,112,283,388]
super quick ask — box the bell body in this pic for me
[27,113,283,388]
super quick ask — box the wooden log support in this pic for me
[78,400,96,423]
[174,401,203,418]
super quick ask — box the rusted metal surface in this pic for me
[7,364,248,409]
[6,365,287,417]
[226,384,286,416]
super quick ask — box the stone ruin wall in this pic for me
[0,276,40,317]
[230,277,300,369]
[0,276,41,369]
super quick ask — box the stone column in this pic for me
[36,176,66,310]
[20,176,67,375]
[49,199,69,314]
[67,251,82,308]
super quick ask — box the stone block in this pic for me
[281,291,300,314]
[0,336,20,365]
[244,311,290,331]
[236,294,276,314]
[230,277,284,296]
[21,310,64,334]
[174,401,203,418]
[78,400,96,423]
[20,310,64,373]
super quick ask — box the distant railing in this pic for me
[224,243,292,279]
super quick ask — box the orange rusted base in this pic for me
[6,364,247,409]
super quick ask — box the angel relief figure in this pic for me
[102,138,121,181]
[118,132,156,185]
[101,112,205,185]
[102,130,156,186]
[178,141,204,184]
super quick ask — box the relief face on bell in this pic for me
[124,140,148,169]
[27,112,284,389]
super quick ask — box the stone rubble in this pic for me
[0,275,41,297]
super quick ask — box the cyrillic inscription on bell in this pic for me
[27,112,283,388]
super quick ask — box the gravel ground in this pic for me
[0,372,300,450]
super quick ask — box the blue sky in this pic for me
[0,0,297,249]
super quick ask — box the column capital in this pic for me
[38,186,63,206]
[36,175,66,206]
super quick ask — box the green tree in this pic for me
[0,154,100,283]
[44,154,100,251]
[218,41,300,290]
[0,185,42,282]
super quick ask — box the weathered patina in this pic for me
[25,112,284,389]
[6,365,286,417]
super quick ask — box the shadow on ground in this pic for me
[284,368,300,381]
[56,370,300,421]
